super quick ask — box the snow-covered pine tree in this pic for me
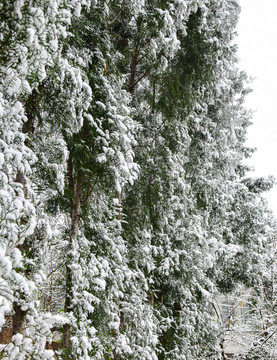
[0,0,92,358]
[123,1,275,358]
[43,3,142,358]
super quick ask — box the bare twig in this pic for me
[108,9,123,26]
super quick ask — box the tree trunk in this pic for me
[113,350,121,360]
[12,171,28,335]
[128,49,139,94]
[0,315,13,344]
[12,303,27,336]
[63,172,82,350]
[127,18,142,94]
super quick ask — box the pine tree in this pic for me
[0,0,91,358]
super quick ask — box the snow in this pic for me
[12,333,23,346]
[11,248,22,267]
[9,347,20,360]
[0,248,12,276]
[24,216,36,237]
[94,278,106,290]
[14,0,24,20]
[26,28,36,44]
[43,350,55,359]
[0,104,4,117]
[75,3,82,17]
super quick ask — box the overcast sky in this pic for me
[237,0,277,215]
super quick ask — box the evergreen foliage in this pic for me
[0,1,276,359]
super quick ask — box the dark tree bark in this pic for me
[63,172,82,350]
[12,304,27,336]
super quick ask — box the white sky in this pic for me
[237,0,277,215]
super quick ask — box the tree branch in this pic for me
[108,9,123,26]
